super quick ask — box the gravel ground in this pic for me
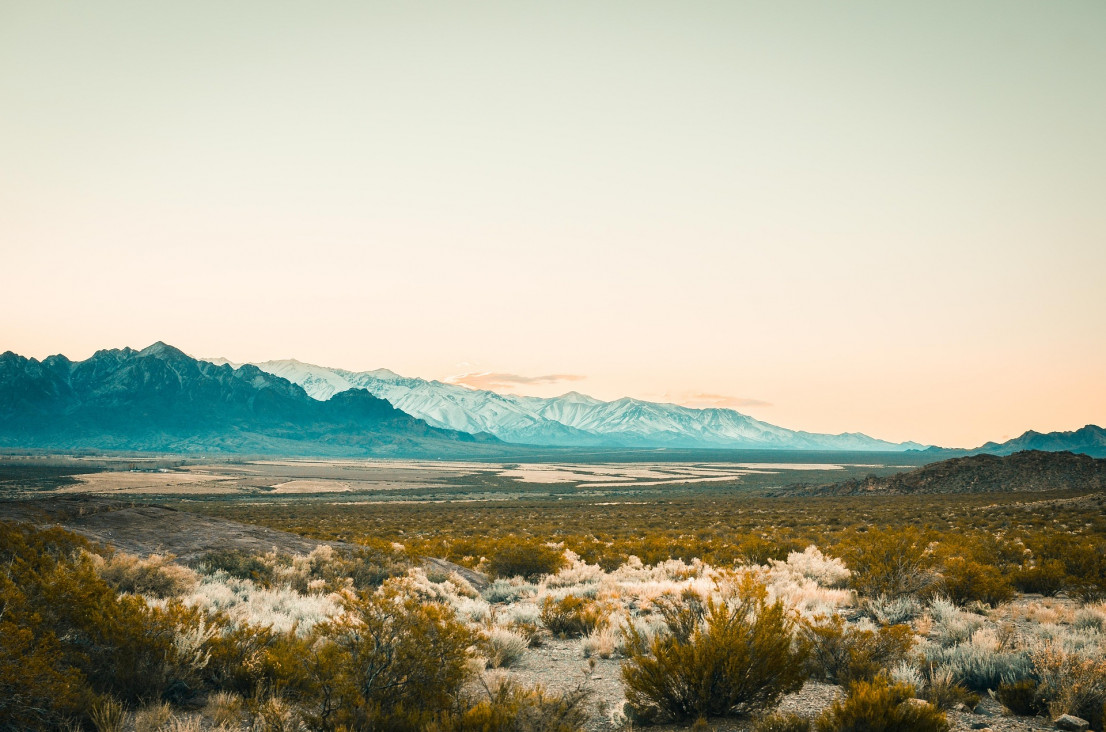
[499,639,1066,732]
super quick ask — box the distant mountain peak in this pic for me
[557,390,601,404]
[138,341,189,359]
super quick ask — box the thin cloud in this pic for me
[679,392,773,409]
[445,371,586,391]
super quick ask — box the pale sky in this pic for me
[2,1,1104,448]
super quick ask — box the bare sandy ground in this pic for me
[61,471,242,494]
[5,457,875,499]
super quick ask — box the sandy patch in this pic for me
[60,471,238,494]
[268,479,351,494]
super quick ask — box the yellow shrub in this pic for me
[804,615,915,685]
[842,527,937,599]
[815,678,949,732]
[621,577,808,723]
[939,557,1013,607]
[488,540,565,580]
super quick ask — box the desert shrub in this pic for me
[939,557,1014,607]
[778,545,851,588]
[922,667,979,711]
[1012,560,1066,596]
[198,549,275,586]
[97,551,198,598]
[804,615,915,685]
[508,620,545,648]
[994,679,1045,716]
[581,621,620,659]
[923,643,1032,692]
[343,543,412,589]
[735,535,805,564]
[1066,542,1106,603]
[815,678,949,732]
[300,582,478,731]
[1033,536,1106,603]
[540,595,602,638]
[484,627,529,668]
[1073,607,1106,633]
[488,541,565,580]
[842,527,938,599]
[620,577,808,723]
[483,578,536,604]
[889,661,925,690]
[927,597,985,647]
[755,712,812,732]
[1030,641,1106,730]
[436,677,590,732]
[866,595,922,625]
[0,522,214,729]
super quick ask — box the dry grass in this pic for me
[133,702,172,732]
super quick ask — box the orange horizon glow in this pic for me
[2,2,1104,449]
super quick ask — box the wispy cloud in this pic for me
[445,371,586,391]
[675,392,772,409]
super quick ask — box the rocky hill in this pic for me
[776,450,1106,496]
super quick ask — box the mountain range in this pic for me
[0,343,498,456]
[916,424,1106,460]
[218,358,926,452]
[1,342,1099,458]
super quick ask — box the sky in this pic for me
[2,1,1104,448]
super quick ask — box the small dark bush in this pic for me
[540,595,601,638]
[488,541,565,580]
[621,578,808,723]
[994,679,1044,716]
[939,558,1014,607]
[1012,560,1066,596]
[804,615,915,685]
[815,678,949,732]
[922,672,979,711]
[345,545,411,589]
[199,548,275,585]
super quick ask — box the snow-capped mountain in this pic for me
[229,358,925,452]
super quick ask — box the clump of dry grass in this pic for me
[205,691,244,728]
[483,627,529,668]
[133,701,172,732]
[90,698,126,732]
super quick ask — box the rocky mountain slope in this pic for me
[0,343,499,456]
[975,424,1106,459]
[916,425,1106,459]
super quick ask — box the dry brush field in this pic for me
[2,454,1106,731]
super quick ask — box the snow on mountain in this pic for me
[223,359,923,451]
[255,360,597,445]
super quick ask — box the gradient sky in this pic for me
[2,1,1104,448]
